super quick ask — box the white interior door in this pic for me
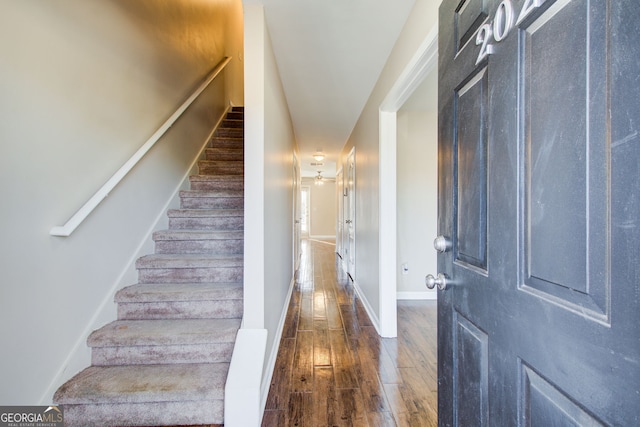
[336,168,344,258]
[346,148,356,280]
[292,154,301,272]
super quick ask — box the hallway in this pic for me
[262,239,437,426]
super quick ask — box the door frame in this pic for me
[336,167,344,259]
[378,26,438,337]
[292,152,302,272]
[346,147,356,280]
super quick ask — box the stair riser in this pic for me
[118,300,243,320]
[169,216,244,230]
[214,128,243,138]
[205,149,243,161]
[180,197,243,209]
[91,343,234,366]
[181,189,244,197]
[189,179,244,191]
[209,137,243,149]
[221,119,243,128]
[155,239,243,255]
[138,267,243,284]
[226,111,243,120]
[61,400,223,427]
[198,163,244,175]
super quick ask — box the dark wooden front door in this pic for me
[437,0,640,425]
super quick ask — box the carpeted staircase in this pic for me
[54,107,245,427]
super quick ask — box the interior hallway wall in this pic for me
[243,2,296,403]
[339,0,440,326]
[396,108,438,298]
[0,0,243,405]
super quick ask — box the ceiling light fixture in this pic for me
[315,170,324,185]
[313,152,325,162]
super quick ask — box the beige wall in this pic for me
[0,0,243,404]
[302,178,337,237]
[339,0,440,321]
[396,108,438,296]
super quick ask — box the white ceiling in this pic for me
[259,0,417,177]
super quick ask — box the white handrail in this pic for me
[50,57,231,237]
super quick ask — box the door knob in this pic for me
[433,235,452,253]
[425,273,448,290]
[346,220,352,224]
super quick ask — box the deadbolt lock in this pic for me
[433,235,452,253]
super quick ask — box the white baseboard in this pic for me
[351,278,382,336]
[397,291,437,300]
[308,235,336,240]
[258,276,296,420]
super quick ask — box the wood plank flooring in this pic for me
[262,239,438,426]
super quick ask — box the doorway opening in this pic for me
[300,185,310,238]
[300,178,337,243]
[379,27,438,338]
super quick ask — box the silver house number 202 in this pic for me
[475,0,546,65]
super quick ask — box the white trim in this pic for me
[243,4,266,329]
[346,147,357,281]
[380,28,438,111]
[292,152,301,273]
[259,276,296,420]
[42,118,226,404]
[50,57,232,237]
[308,235,336,240]
[378,111,398,338]
[336,166,344,259]
[397,291,438,300]
[378,27,438,338]
[225,328,268,427]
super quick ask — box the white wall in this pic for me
[302,178,337,238]
[0,0,243,405]
[339,0,440,326]
[243,2,296,410]
[396,108,438,298]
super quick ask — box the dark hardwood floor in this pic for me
[262,239,438,426]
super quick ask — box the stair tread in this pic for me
[88,318,241,347]
[136,254,243,269]
[167,209,243,218]
[54,363,228,404]
[116,283,242,303]
[153,229,243,240]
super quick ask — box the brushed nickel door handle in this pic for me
[425,273,448,291]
